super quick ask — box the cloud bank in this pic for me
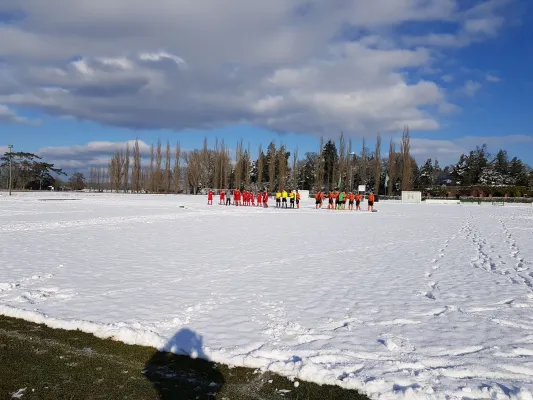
[0,0,517,136]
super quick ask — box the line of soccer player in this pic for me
[207,189,271,207]
[206,189,375,211]
[314,190,375,211]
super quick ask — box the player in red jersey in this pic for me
[262,190,269,208]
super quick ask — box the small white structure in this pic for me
[401,191,422,203]
[296,190,309,201]
[358,185,366,193]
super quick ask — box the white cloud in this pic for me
[0,0,517,137]
[410,138,466,161]
[402,0,513,49]
[454,134,533,148]
[410,134,533,165]
[441,75,454,83]
[39,140,151,159]
[0,104,39,124]
[460,80,482,97]
[438,102,462,115]
[486,74,501,82]
[31,140,152,171]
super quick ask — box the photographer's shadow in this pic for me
[143,328,224,399]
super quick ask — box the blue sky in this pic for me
[0,0,532,173]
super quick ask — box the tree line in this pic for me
[2,128,531,195]
[0,152,66,190]
[89,127,532,195]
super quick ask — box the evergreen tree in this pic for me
[298,152,318,190]
[479,165,505,186]
[432,159,442,184]
[419,158,434,187]
[0,152,65,190]
[451,154,468,185]
[465,145,489,185]
[509,157,528,186]
[322,140,338,189]
[494,149,509,177]
[265,140,277,190]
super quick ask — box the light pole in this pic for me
[8,144,13,196]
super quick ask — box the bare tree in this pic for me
[184,150,202,194]
[108,150,126,192]
[141,167,150,192]
[154,139,163,193]
[388,139,396,196]
[267,141,277,192]
[234,139,244,189]
[96,167,103,192]
[164,141,172,193]
[359,137,368,186]
[149,144,155,193]
[292,147,299,188]
[201,137,210,189]
[223,143,230,189]
[173,142,181,194]
[212,139,230,190]
[213,138,220,189]
[257,144,263,190]
[278,144,288,190]
[337,133,346,189]
[132,139,141,193]
[374,134,381,194]
[401,126,412,191]
[89,167,96,191]
[123,143,130,192]
[315,136,325,191]
[244,142,251,189]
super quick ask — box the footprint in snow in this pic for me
[416,291,436,300]
[425,291,436,300]
[378,335,415,352]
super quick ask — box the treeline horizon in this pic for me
[2,127,532,195]
[89,127,533,196]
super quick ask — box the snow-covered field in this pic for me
[1,192,533,399]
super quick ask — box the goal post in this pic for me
[401,191,422,203]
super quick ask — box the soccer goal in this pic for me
[401,191,422,203]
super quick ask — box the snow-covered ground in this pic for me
[1,192,533,399]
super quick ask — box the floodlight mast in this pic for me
[8,144,13,196]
